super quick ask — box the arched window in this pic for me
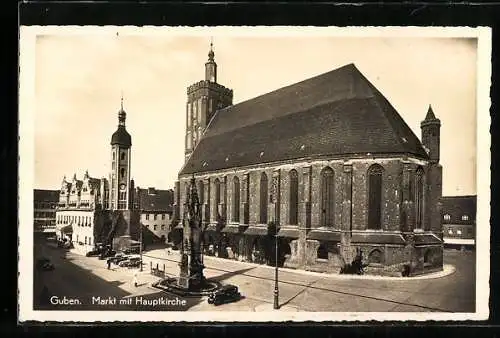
[232,176,240,222]
[320,167,335,227]
[415,167,424,229]
[260,172,268,224]
[289,169,299,225]
[214,178,221,219]
[368,249,383,264]
[197,180,204,204]
[368,164,384,230]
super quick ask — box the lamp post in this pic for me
[273,226,279,309]
[139,219,143,272]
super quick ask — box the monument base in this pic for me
[152,277,222,297]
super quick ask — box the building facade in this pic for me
[134,187,174,245]
[441,195,476,250]
[55,100,140,255]
[33,189,59,236]
[172,46,444,277]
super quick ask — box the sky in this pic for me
[31,29,479,196]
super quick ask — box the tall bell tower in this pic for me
[184,40,233,162]
[110,96,132,210]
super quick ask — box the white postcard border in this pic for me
[18,25,491,322]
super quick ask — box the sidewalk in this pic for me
[143,248,456,281]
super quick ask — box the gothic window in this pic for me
[368,249,383,264]
[415,167,424,230]
[197,180,204,204]
[186,132,192,149]
[260,172,268,224]
[120,168,125,179]
[289,169,299,225]
[232,176,240,222]
[215,178,221,205]
[320,167,335,227]
[368,164,384,230]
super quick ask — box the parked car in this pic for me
[207,284,241,306]
[111,254,131,265]
[42,262,55,271]
[118,255,141,267]
[37,258,55,271]
[85,250,100,257]
[126,257,142,268]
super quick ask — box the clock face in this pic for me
[119,183,126,191]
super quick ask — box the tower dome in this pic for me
[111,99,132,147]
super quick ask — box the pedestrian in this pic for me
[107,259,111,270]
[133,269,138,287]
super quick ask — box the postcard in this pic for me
[18,26,491,322]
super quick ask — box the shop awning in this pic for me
[413,233,442,245]
[60,224,73,234]
[351,233,405,245]
[307,230,341,241]
[277,227,300,239]
[221,225,246,234]
[243,226,269,236]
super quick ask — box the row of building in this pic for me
[34,188,477,249]
[34,42,476,276]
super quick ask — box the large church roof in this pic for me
[180,63,428,175]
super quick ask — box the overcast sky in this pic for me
[32,29,478,196]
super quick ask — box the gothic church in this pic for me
[172,44,443,276]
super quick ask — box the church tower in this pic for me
[184,41,234,162]
[109,96,132,210]
[420,104,441,163]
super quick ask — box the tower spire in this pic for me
[205,38,217,82]
[118,92,126,127]
[208,37,215,61]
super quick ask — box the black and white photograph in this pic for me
[18,26,491,322]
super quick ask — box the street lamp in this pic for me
[273,226,279,310]
[139,219,143,272]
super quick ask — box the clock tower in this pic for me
[110,97,132,210]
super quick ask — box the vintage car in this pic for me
[207,284,241,306]
[85,250,100,257]
[118,255,141,267]
[37,258,55,271]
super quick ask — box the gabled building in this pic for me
[441,195,476,249]
[134,187,174,245]
[172,45,444,277]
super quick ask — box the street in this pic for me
[33,239,476,312]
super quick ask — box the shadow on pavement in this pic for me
[209,267,256,283]
[33,237,205,311]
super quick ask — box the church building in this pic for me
[55,99,140,255]
[173,44,444,277]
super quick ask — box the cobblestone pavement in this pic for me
[34,241,475,312]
